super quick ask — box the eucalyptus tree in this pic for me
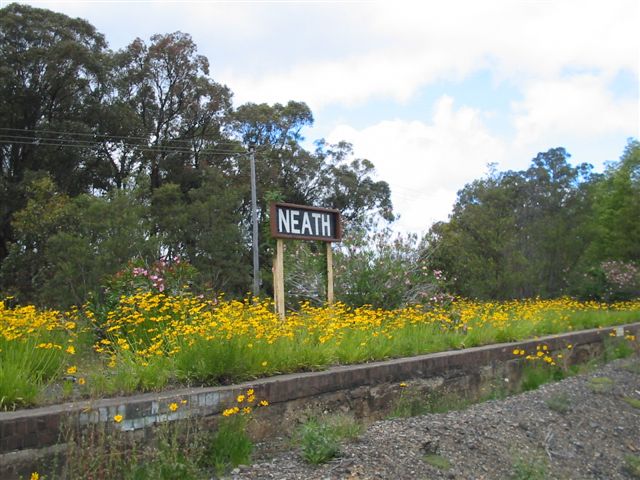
[427,148,595,299]
[112,31,236,191]
[0,2,108,261]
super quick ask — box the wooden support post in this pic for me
[274,238,285,320]
[326,242,334,305]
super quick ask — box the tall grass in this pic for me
[1,296,638,407]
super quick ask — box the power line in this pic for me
[0,127,254,149]
[0,127,276,156]
[0,137,250,156]
[0,136,310,159]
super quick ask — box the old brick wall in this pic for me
[1,323,638,477]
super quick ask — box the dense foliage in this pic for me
[427,142,640,300]
[0,3,392,307]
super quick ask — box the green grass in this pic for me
[390,388,476,418]
[0,338,65,409]
[54,410,254,479]
[390,389,433,418]
[294,413,363,464]
[201,415,253,476]
[625,454,640,478]
[424,453,451,470]
[323,413,364,440]
[56,419,205,480]
[520,363,564,392]
[2,296,639,407]
[622,396,640,409]
[588,376,614,393]
[296,418,341,464]
[545,392,571,414]
[511,454,547,480]
[603,337,636,361]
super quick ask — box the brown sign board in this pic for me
[270,202,342,242]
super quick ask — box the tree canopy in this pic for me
[0,3,393,306]
[426,141,640,300]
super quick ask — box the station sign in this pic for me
[270,202,342,242]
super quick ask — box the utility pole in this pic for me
[250,146,260,297]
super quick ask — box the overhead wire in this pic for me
[0,128,433,203]
[0,128,276,156]
[0,137,249,156]
[0,127,258,150]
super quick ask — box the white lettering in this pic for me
[321,214,331,237]
[311,212,322,234]
[290,210,300,234]
[278,208,290,233]
[301,212,313,235]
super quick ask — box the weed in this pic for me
[391,387,474,418]
[625,454,640,478]
[545,392,571,414]
[293,413,363,465]
[201,415,253,476]
[55,411,213,480]
[296,418,340,464]
[428,393,473,413]
[423,453,451,470]
[511,454,547,480]
[44,389,264,478]
[390,389,432,418]
[323,412,363,440]
[588,376,614,394]
[603,337,634,361]
[622,396,640,409]
[520,364,562,392]
[481,378,510,401]
[624,361,640,374]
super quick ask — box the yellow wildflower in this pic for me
[113,414,123,423]
[222,407,240,417]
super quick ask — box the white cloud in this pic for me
[223,0,638,110]
[513,74,638,147]
[326,96,506,234]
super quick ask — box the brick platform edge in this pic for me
[1,323,638,476]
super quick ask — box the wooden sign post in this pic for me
[274,238,285,318]
[270,202,342,320]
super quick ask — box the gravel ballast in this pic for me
[234,357,640,479]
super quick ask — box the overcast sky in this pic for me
[6,0,639,234]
